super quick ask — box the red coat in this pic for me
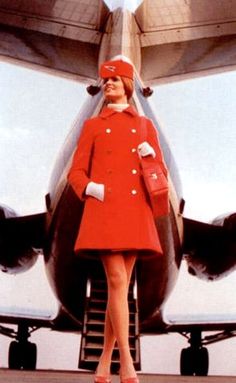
[68,106,167,256]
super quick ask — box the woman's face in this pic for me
[103,76,127,103]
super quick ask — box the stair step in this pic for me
[82,354,121,364]
[83,343,104,350]
[84,343,135,352]
[87,311,136,322]
[90,296,135,302]
[87,308,106,315]
[86,330,104,336]
[88,301,137,312]
[86,320,136,327]
[85,333,137,347]
[89,298,107,304]
[86,319,105,325]
[83,349,137,361]
[82,349,139,364]
[90,289,134,300]
[91,279,134,287]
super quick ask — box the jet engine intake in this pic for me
[183,213,236,281]
[0,205,46,274]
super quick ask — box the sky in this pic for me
[105,0,143,11]
[0,60,236,375]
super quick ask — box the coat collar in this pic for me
[99,105,138,119]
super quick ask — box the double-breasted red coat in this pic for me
[68,106,167,257]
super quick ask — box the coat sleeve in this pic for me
[145,117,168,177]
[67,119,95,200]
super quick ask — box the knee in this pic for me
[107,269,127,291]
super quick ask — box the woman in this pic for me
[68,59,167,383]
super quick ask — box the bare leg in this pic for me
[97,252,137,380]
[96,253,136,377]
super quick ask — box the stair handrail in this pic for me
[86,278,92,298]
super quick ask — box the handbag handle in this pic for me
[140,116,147,142]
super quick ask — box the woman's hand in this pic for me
[138,141,156,158]
[85,181,105,201]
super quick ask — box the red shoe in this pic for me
[120,378,139,383]
[94,376,111,383]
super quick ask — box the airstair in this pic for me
[79,268,140,373]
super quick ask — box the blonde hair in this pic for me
[121,77,134,100]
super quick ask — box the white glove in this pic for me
[85,181,105,202]
[138,141,156,158]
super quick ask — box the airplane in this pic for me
[0,0,236,376]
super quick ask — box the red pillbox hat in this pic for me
[100,59,134,80]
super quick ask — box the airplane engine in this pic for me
[183,213,236,281]
[0,205,44,274]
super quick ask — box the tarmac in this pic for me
[0,370,236,383]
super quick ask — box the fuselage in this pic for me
[44,75,184,333]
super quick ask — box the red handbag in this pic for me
[139,120,169,217]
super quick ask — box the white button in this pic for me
[132,169,137,174]
[106,128,111,133]
[131,189,137,195]
[131,148,136,153]
[131,129,136,133]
